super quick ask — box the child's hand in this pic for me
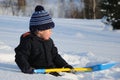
[64,64,73,69]
[24,67,34,74]
[49,72,61,76]
[63,64,76,74]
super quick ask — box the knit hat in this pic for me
[29,5,55,33]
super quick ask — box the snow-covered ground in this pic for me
[0,15,120,80]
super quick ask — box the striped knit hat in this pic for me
[29,5,55,33]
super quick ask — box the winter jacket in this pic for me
[15,32,68,73]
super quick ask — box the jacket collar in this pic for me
[31,33,51,42]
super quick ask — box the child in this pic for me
[15,5,73,76]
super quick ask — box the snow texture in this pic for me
[0,15,120,80]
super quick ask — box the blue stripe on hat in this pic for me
[30,19,53,26]
[30,16,51,22]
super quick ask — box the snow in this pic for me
[0,15,120,80]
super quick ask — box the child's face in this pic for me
[36,29,52,40]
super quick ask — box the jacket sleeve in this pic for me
[15,37,33,73]
[51,41,68,68]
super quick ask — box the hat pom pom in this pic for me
[35,5,44,11]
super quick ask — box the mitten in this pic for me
[63,64,76,73]
[23,67,34,74]
[64,64,73,69]
[49,72,61,76]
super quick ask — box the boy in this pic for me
[15,5,73,76]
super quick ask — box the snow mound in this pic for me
[0,41,14,63]
[0,41,12,50]
[62,52,100,67]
